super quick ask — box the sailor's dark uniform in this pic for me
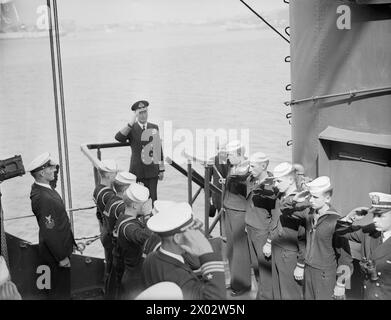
[103,195,125,236]
[223,169,252,293]
[245,172,276,299]
[282,202,353,299]
[267,193,306,300]
[142,250,226,300]
[115,121,164,203]
[113,215,154,299]
[103,195,125,299]
[336,222,391,300]
[30,183,74,299]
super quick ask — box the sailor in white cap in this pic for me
[92,159,118,290]
[136,281,183,300]
[244,152,275,299]
[104,171,137,299]
[262,161,306,300]
[284,176,353,300]
[142,202,226,300]
[337,192,391,300]
[0,256,21,300]
[27,152,75,299]
[222,140,252,296]
[111,183,153,300]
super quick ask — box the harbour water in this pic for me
[0,8,290,257]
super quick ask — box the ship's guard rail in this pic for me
[81,142,224,237]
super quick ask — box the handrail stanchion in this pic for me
[187,160,192,206]
[220,179,225,237]
[204,164,211,237]
[191,187,203,205]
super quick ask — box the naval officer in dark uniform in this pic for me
[27,152,75,300]
[336,192,391,300]
[115,100,165,203]
[142,202,226,300]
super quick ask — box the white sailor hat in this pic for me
[250,152,268,164]
[124,183,150,203]
[152,200,175,215]
[26,152,57,173]
[273,162,293,179]
[115,171,137,185]
[135,282,183,300]
[0,256,10,286]
[306,176,332,195]
[225,140,243,153]
[99,159,118,173]
[369,192,391,209]
[147,202,193,237]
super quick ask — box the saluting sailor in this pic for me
[245,152,275,300]
[223,140,252,296]
[92,159,118,292]
[337,192,391,300]
[27,152,75,300]
[142,202,226,300]
[286,176,353,300]
[264,162,306,300]
[113,183,152,300]
[115,100,165,203]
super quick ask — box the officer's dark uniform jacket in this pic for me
[93,184,116,224]
[30,183,74,264]
[336,221,391,300]
[115,122,163,179]
[142,250,226,300]
[268,193,306,258]
[282,203,352,271]
[245,172,276,232]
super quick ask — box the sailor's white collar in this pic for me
[35,182,52,190]
[159,247,184,264]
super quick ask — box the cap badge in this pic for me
[371,194,380,205]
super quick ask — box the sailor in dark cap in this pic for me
[27,152,75,299]
[115,100,165,203]
[142,202,226,300]
[336,192,391,300]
